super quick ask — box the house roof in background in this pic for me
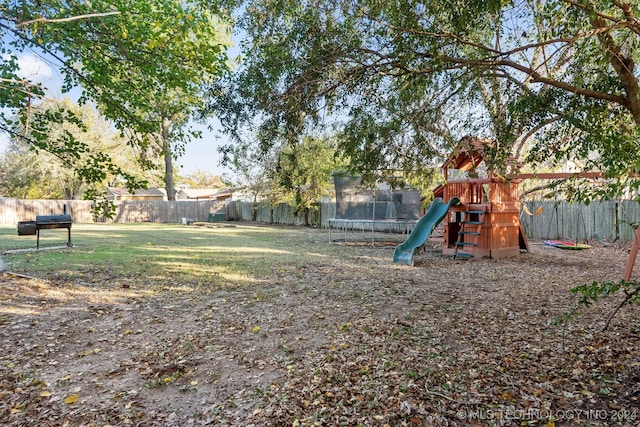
[178,188,234,199]
[107,187,166,197]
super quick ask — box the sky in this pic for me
[0,52,236,179]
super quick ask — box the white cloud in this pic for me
[16,54,53,82]
[0,132,9,153]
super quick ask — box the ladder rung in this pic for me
[458,231,480,235]
[454,253,473,259]
[455,242,477,247]
[462,221,483,225]
[466,210,485,214]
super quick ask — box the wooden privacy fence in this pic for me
[0,199,228,225]
[225,201,325,226]
[234,200,640,241]
[520,200,640,242]
[1,198,640,241]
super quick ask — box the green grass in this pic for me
[0,223,332,284]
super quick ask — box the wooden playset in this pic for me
[423,135,640,283]
[435,136,640,280]
[436,137,529,259]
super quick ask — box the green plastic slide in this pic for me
[393,197,460,266]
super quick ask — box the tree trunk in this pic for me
[252,193,258,221]
[591,14,640,125]
[162,116,176,201]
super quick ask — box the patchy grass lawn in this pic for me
[0,223,639,426]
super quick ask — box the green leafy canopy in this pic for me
[211,0,640,199]
[1,0,232,200]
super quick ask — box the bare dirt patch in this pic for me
[1,226,639,426]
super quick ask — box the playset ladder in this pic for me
[453,208,485,259]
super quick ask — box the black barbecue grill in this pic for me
[17,214,73,249]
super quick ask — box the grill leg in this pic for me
[67,227,72,247]
[37,229,40,250]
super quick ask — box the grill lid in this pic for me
[36,215,72,224]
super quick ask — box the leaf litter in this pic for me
[0,225,639,426]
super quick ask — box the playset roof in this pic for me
[442,136,491,172]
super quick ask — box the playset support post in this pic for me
[623,225,640,281]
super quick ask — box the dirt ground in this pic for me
[1,226,639,426]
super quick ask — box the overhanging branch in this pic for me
[16,12,121,28]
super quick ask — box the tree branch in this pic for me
[563,0,640,36]
[602,285,640,331]
[514,116,564,160]
[440,55,629,106]
[16,12,120,28]
[360,5,636,110]
[520,179,568,200]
